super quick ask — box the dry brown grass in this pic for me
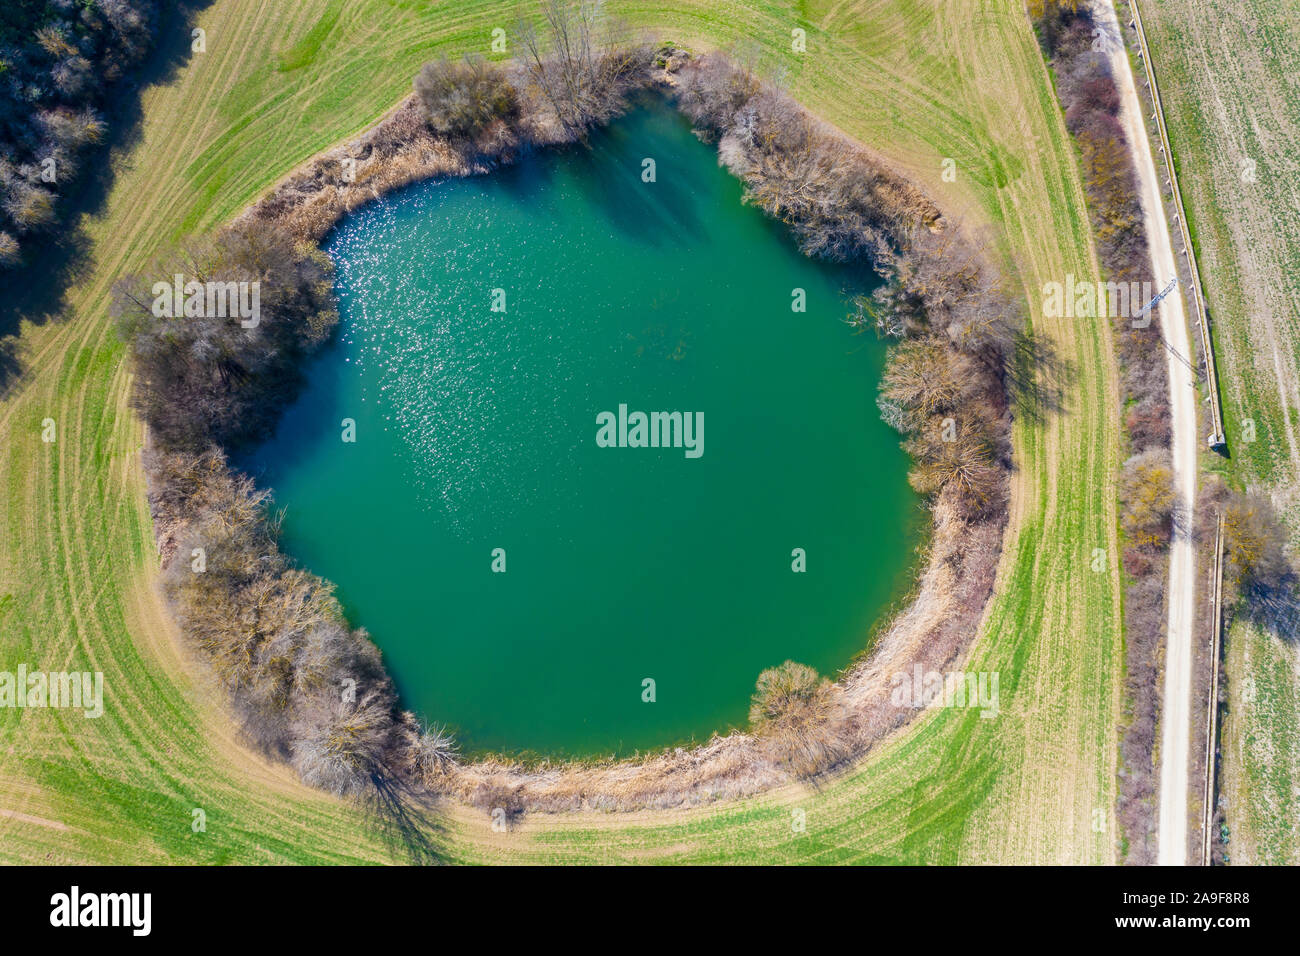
[245,100,472,244]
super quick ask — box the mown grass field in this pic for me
[1140,0,1300,864]
[0,0,1123,863]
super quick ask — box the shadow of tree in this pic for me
[1006,326,1073,428]
[1235,584,1300,644]
[0,337,21,403]
[363,774,450,866]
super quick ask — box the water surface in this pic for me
[246,98,919,756]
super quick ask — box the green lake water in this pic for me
[244,97,919,757]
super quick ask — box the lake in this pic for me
[243,96,919,757]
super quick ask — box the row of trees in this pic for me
[1043,7,1295,861]
[414,46,1019,786]
[675,55,936,270]
[146,447,458,796]
[1,0,159,267]
[1035,4,1170,866]
[413,54,521,151]
[1042,7,1167,452]
[878,336,1008,519]
[1032,4,1162,862]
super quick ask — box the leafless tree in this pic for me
[292,689,399,797]
[514,0,648,138]
[113,219,338,453]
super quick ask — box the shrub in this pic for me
[1119,449,1175,547]
[413,54,520,147]
[879,337,978,425]
[673,50,762,133]
[147,446,414,787]
[406,719,460,787]
[671,51,1016,525]
[748,661,847,777]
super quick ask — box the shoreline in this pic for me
[147,51,1015,815]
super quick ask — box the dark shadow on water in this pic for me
[572,146,705,247]
[0,0,216,394]
[234,337,349,484]
[751,202,879,313]
[491,147,561,207]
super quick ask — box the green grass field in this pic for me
[1140,0,1300,864]
[0,0,1124,863]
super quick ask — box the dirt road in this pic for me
[1096,0,1199,866]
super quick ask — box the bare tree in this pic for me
[113,219,338,453]
[514,0,646,138]
[405,717,460,788]
[905,417,1004,518]
[292,689,398,797]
